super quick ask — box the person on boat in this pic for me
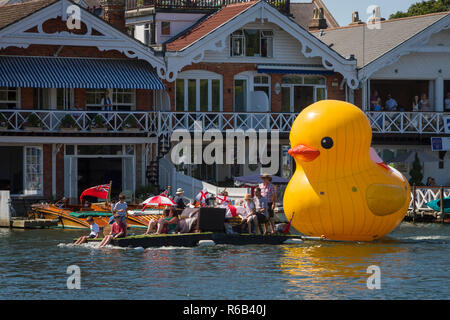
[259,174,276,233]
[74,216,99,245]
[145,206,179,235]
[99,214,127,248]
[254,187,271,235]
[239,194,260,234]
[173,188,186,214]
[109,193,128,226]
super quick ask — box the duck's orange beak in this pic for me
[288,144,320,162]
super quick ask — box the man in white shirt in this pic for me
[385,94,398,111]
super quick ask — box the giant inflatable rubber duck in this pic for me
[283,100,410,241]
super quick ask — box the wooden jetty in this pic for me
[83,232,305,248]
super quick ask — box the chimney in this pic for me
[309,8,328,31]
[100,0,126,32]
[368,6,386,24]
[349,11,364,25]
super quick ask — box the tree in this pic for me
[389,0,450,19]
[408,152,424,186]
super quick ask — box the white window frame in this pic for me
[281,75,327,112]
[234,71,271,112]
[175,70,223,112]
[143,23,151,45]
[230,29,274,58]
[0,87,20,109]
[23,146,43,196]
[35,88,73,110]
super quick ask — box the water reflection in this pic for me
[279,241,410,299]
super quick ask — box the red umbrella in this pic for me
[141,195,176,211]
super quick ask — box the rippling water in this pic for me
[0,222,449,300]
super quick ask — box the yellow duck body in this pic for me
[283,100,410,241]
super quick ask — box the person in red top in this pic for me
[98,214,127,248]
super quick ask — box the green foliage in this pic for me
[91,114,106,128]
[135,184,157,202]
[60,114,76,128]
[26,113,42,127]
[409,152,424,186]
[390,0,450,19]
[123,116,138,129]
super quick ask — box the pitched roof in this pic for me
[165,1,259,52]
[311,11,449,68]
[0,0,57,30]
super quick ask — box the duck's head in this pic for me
[289,100,373,181]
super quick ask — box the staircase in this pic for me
[146,133,171,191]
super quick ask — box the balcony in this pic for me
[0,110,157,134]
[0,110,448,136]
[125,0,291,14]
[156,111,450,135]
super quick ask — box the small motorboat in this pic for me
[426,198,450,213]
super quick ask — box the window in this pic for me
[253,75,270,102]
[0,146,23,194]
[143,23,151,45]
[33,88,73,110]
[127,25,135,38]
[161,22,170,36]
[230,29,273,58]
[281,75,327,113]
[86,89,135,111]
[24,147,43,195]
[175,71,223,112]
[0,87,19,109]
[234,79,247,112]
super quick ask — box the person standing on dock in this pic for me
[259,174,276,233]
[173,188,186,214]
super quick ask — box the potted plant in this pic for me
[23,113,43,132]
[122,116,140,132]
[90,114,108,132]
[0,114,8,131]
[59,114,78,132]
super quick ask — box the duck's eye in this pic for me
[321,137,333,149]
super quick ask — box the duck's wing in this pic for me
[366,184,408,216]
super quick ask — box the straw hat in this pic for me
[244,194,252,200]
[261,173,272,181]
[176,188,184,194]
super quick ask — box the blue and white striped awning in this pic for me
[0,56,165,90]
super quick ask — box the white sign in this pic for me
[431,137,450,151]
[444,116,450,134]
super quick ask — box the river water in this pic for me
[0,222,448,300]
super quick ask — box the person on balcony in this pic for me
[419,94,431,112]
[412,95,420,112]
[101,90,112,111]
[370,90,379,110]
[385,94,398,111]
[444,92,450,112]
[373,97,382,111]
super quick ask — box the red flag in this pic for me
[80,184,110,203]
[227,205,238,217]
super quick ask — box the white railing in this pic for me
[157,111,449,135]
[410,186,450,211]
[157,112,298,135]
[366,112,448,134]
[1,110,448,135]
[0,109,157,133]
